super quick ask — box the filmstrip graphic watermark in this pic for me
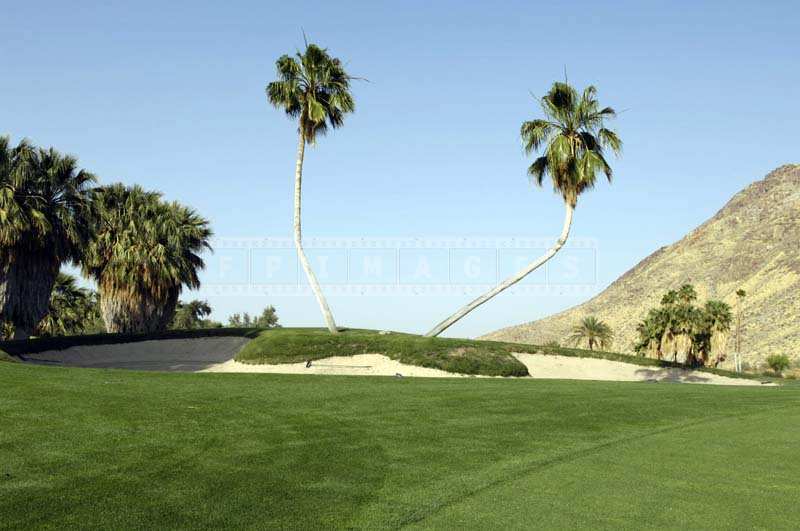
[198,237,598,296]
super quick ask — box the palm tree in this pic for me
[734,288,746,372]
[82,184,212,334]
[36,272,96,337]
[266,42,356,334]
[426,82,621,336]
[702,299,732,366]
[635,308,667,359]
[171,299,212,330]
[567,316,613,350]
[676,284,697,304]
[0,138,96,339]
[671,302,699,364]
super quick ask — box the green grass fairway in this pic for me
[1,362,798,529]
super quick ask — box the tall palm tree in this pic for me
[0,138,95,339]
[36,272,96,337]
[82,184,212,333]
[427,81,621,336]
[266,42,356,334]
[567,316,613,350]
[733,288,746,372]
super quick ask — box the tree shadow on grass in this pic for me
[633,367,712,383]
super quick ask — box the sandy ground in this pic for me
[18,338,770,385]
[203,354,464,378]
[512,353,770,386]
[205,352,770,386]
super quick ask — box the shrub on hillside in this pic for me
[765,354,791,376]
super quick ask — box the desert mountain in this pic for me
[482,164,800,369]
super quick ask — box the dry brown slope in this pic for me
[482,164,800,368]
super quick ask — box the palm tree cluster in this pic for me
[0,137,212,338]
[634,284,732,367]
[171,299,216,330]
[567,316,613,351]
[228,306,280,328]
[82,184,211,333]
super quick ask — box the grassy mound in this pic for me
[235,328,769,381]
[0,348,17,363]
[0,361,798,528]
[235,328,529,377]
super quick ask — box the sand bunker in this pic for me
[21,337,251,372]
[512,353,769,386]
[204,354,463,378]
[206,352,769,386]
[17,339,771,385]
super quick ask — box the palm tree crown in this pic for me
[0,137,96,264]
[521,82,622,207]
[703,300,732,334]
[567,316,614,350]
[266,43,356,144]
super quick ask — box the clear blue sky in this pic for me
[2,0,798,337]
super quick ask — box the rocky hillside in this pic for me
[483,165,800,369]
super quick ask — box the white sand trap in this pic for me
[19,338,771,385]
[513,353,771,386]
[22,337,251,372]
[204,352,770,386]
[203,354,468,378]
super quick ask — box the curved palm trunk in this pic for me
[294,133,338,334]
[426,202,574,337]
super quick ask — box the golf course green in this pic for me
[1,357,798,529]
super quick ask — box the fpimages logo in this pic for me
[199,237,597,296]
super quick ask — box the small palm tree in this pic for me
[171,299,212,330]
[266,42,356,334]
[677,284,697,304]
[427,81,621,336]
[567,316,613,350]
[0,138,95,339]
[82,184,212,334]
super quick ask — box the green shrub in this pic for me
[765,354,791,376]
